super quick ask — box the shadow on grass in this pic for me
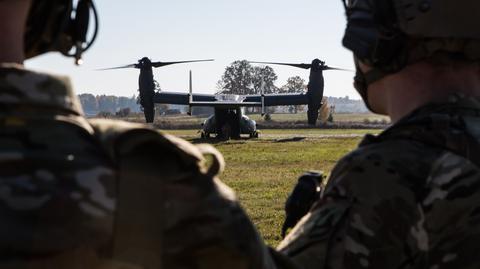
[273,137,306,143]
[189,137,256,145]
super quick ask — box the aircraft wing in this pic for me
[154,92,216,105]
[189,101,262,108]
[244,93,309,106]
[154,92,310,107]
[188,93,309,108]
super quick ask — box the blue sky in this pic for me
[26,0,358,99]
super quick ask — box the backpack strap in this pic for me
[88,119,225,268]
[88,119,204,165]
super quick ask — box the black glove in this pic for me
[281,171,323,238]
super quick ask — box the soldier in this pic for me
[0,1,229,268]
[157,1,480,269]
[4,1,480,269]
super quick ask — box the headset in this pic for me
[342,0,405,68]
[340,0,407,108]
[24,0,99,65]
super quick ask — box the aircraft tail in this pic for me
[188,70,193,115]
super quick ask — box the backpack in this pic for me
[90,119,227,268]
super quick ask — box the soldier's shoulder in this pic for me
[87,118,205,165]
[328,135,440,188]
[340,133,437,166]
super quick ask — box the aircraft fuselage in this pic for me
[201,108,258,139]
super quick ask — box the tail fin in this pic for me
[188,70,193,116]
[260,78,266,116]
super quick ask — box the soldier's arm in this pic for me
[277,147,421,269]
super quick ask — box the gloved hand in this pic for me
[282,171,323,238]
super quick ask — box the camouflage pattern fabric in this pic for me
[0,64,277,269]
[278,94,480,269]
[89,119,277,269]
[0,64,115,256]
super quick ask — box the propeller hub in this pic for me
[138,57,153,68]
[311,59,326,71]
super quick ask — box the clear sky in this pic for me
[26,0,359,99]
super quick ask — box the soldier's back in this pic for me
[0,65,116,258]
[320,96,480,269]
[0,65,213,268]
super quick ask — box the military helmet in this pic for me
[25,0,99,65]
[341,0,480,110]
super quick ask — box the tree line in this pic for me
[78,94,141,116]
[217,60,307,95]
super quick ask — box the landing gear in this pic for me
[200,132,211,139]
[249,131,259,138]
[220,124,232,140]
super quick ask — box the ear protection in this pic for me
[25,0,99,65]
[340,0,400,111]
[341,0,407,71]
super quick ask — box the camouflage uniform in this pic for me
[278,94,480,269]
[0,64,258,269]
[0,64,116,257]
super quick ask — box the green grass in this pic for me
[124,112,390,126]
[164,128,381,138]
[171,129,377,246]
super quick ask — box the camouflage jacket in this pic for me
[278,94,480,269]
[0,64,117,256]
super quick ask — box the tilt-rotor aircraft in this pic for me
[99,57,214,122]
[153,59,348,139]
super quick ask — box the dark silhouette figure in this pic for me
[282,172,323,238]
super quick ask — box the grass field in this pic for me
[166,128,381,138]
[165,129,382,246]
[124,112,390,127]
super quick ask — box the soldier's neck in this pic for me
[368,61,480,123]
[0,42,25,65]
[0,1,29,64]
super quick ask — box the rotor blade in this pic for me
[151,59,214,68]
[322,66,353,72]
[96,64,137,71]
[249,61,312,69]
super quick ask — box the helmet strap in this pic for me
[353,57,389,113]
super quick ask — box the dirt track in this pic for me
[173,132,369,142]
[259,133,365,139]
